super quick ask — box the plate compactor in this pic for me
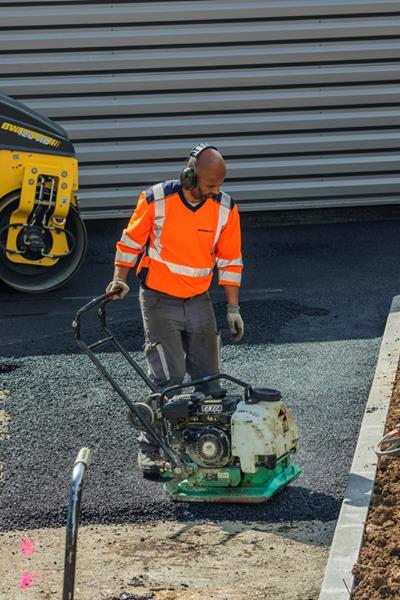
[0,93,87,293]
[74,292,301,503]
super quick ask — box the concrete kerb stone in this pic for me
[319,295,400,599]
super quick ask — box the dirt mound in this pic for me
[352,372,400,599]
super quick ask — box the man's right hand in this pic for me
[105,279,130,300]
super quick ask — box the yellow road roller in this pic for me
[0,93,87,293]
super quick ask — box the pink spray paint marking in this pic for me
[21,537,34,557]
[19,537,36,590]
[19,572,34,590]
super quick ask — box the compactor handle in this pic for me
[72,291,118,338]
[72,294,189,471]
[72,292,157,391]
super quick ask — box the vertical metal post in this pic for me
[62,448,92,600]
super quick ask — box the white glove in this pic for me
[105,279,130,300]
[226,304,244,342]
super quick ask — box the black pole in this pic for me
[62,448,92,600]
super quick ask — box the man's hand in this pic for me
[226,304,244,342]
[105,279,130,300]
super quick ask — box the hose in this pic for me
[375,423,400,457]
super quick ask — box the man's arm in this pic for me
[215,202,242,288]
[107,191,153,298]
[223,284,239,305]
[113,264,130,283]
[106,264,131,298]
[215,203,244,341]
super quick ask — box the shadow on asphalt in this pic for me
[0,290,389,360]
[0,483,341,535]
[1,218,399,359]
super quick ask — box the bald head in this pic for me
[196,147,225,170]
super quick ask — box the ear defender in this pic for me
[180,143,218,190]
[180,165,197,190]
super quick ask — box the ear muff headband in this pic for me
[180,143,218,190]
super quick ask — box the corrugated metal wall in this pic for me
[1,0,400,218]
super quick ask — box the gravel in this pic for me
[1,218,399,531]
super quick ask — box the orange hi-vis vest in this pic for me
[114,180,243,298]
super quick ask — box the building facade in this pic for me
[2,0,400,217]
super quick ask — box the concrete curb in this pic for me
[319,295,400,599]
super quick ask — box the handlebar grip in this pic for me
[73,291,119,326]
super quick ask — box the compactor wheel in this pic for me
[0,192,87,293]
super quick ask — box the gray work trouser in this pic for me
[139,286,221,396]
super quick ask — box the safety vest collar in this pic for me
[178,186,208,212]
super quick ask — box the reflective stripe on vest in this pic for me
[152,183,165,255]
[148,247,212,278]
[115,250,138,265]
[120,231,143,251]
[218,269,242,284]
[212,192,231,248]
[216,256,243,268]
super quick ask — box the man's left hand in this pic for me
[226,304,244,342]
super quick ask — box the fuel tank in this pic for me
[231,397,300,473]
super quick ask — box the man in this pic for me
[106,143,244,475]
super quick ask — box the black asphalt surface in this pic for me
[0,217,398,531]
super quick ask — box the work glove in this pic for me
[105,279,130,300]
[226,304,244,342]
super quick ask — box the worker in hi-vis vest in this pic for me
[106,143,244,476]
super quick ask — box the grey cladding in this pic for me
[2,0,400,216]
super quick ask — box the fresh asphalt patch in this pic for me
[0,219,399,531]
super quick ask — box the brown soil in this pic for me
[352,369,400,599]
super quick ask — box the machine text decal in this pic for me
[1,121,60,147]
[201,404,223,413]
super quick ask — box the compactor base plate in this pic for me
[164,461,301,503]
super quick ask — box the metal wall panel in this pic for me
[3,19,400,52]
[3,42,400,75]
[1,0,400,216]
[2,2,400,22]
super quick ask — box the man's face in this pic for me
[195,164,227,200]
